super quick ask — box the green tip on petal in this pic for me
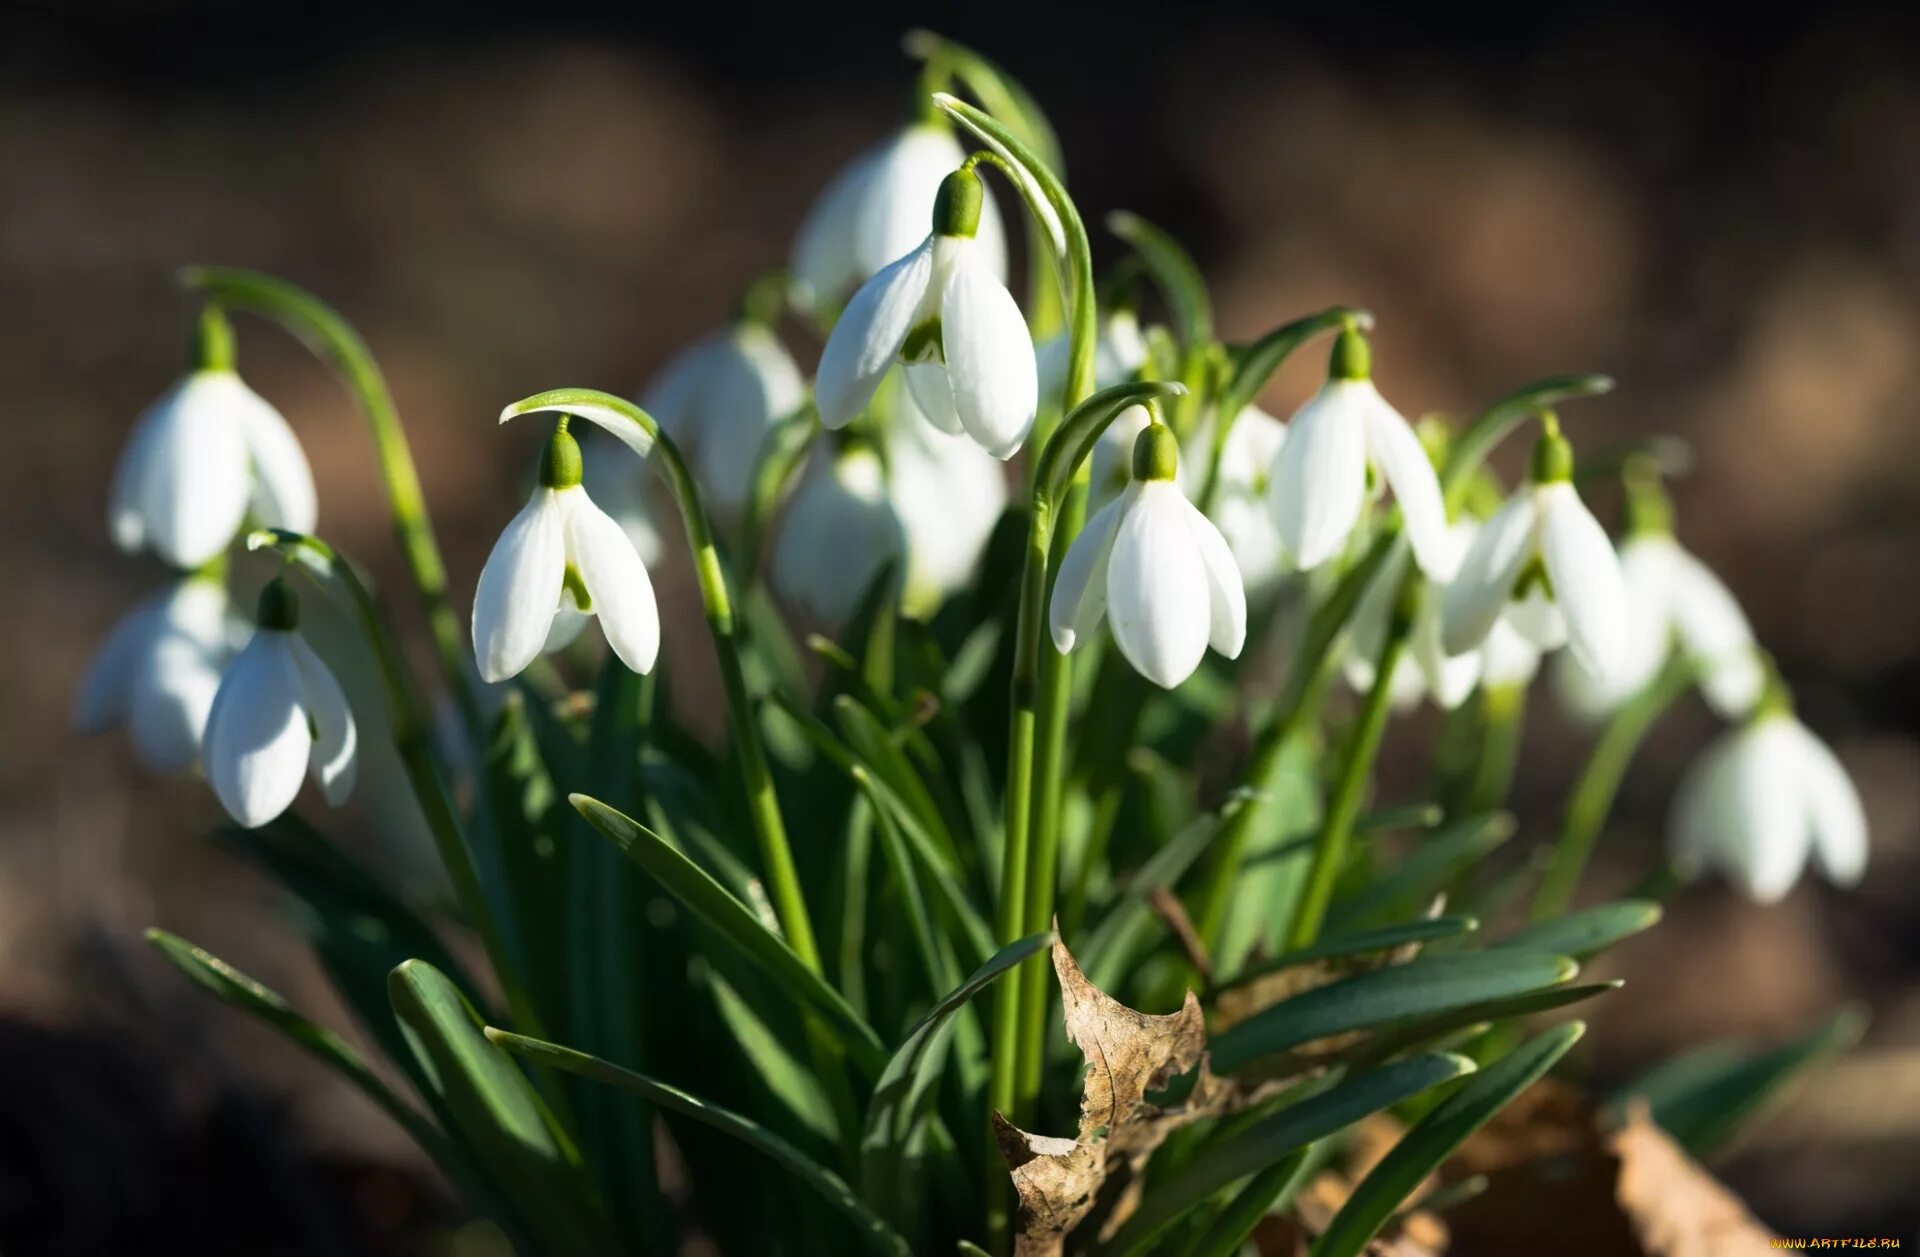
[1131,422,1180,482]
[191,305,236,373]
[1330,326,1371,381]
[933,167,983,239]
[541,424,584,489]
[256,577,299,631]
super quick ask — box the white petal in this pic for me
[815,239,935,430]
[110,372,252,568]
[1536,483,1631,688]
[126,635,224,773]
[773,449,904,624]
[639,333,727,445]
[1669,730,1739,876]
[694,327,807,516]
[904,362,965,434]
[1090,405,1155,508]
[1106,483,1212,688]
[472,489,566,684]
[1270,381,1370,571]
[577,434,663,568]
[889,408,1008,615]
[562,488,661,675]
[1721,718,1813,903]
[1049,487,1130,653]
[1791,722,1868,887]
[790,144,882,309]
[1343,547,1411,695]
[74,595,166,734]
[290,635,357,805]
[1415,600,1482,710]
[1666,546,1762,719]
[543,604,590,653]
[1182,496,1247,658]
[1361,393,1449,577]
[856,125,974,285]
[1440,492,1539,656]
[1479,615,1543,688]
[940,242,1037,459]
[1559,535,1679,718]
[203,632,312,828]
[235,385,318,534]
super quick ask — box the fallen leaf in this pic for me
[1612,1103,1775,1257]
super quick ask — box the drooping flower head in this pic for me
[1268,326,1448,576]
[472,423,660,683]
[1185,403,1291,593]
[1343,520,1483,712]
[887,390,1008,619]
[202,578,357,828]
[1440,417,1630,687]
[1050,421,1246,688]
[772,440,906,626]
[815,166,1038,459]
[1669,677,1867,903]
[110,307,317,569]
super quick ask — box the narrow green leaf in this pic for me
[702,965,839,1145]
[1217,306,1370,426]
[388,961,611,1254]
[1107,211,1212,348]
[1107,1053,1475,1256]
[1347,982,1620,1069]
[1182,1151,1313,1257]
[1210,951,1578,1073]
[1323,812,1515,931]
[1606,1004,1867,1157]
[1312,1024,1585,1257]
[1497,900,1662,960]
[1441,374,1616,513]
[1217,916,1481,993]
[1079,809,1221,992]
[905,30,1064,176]
[488,1029,912,1256]
[570,793,889,1074]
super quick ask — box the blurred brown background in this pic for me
[5,1,1920,1250]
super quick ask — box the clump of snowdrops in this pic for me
[79,32,1869,1257]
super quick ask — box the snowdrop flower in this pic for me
[1670,688,1867,903]
[109,307,317,570]
[815,167,1038,459]
[202,578,357,828]
[1480,616,1544,690]
[888,392,1007,618]
[1185,404,1290,592]
[472,424,660,683]
[1269,327,1448,576]
[1554,468,1761,720]
[641,319,805,519]
[1441,421,1630,687]
[74,576,244,773]
[1036,307,1150,410]
[1050,423,1246,688]
[577,431,664,569]
[790,122,1006,313]
[773,441,905,624]
[1343,522,1481,711]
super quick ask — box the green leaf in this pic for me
[488,1028,912,1256]
[1209,951,1578,1073]
[1182,1151,1313,1257]
[388,960,611,1254]
[1079,808,1221,993]
[905,30,1064,176]
[1347,982,1620,1069]
[1323,812,1515,932]
[860,932,1050,1204]
[1606,1004,1867,1157]
[1106,1052,1476,1256]
[701,964,839,1146]
[1311,1023,1585,1257]
[1217,915,1481,993]
[1497,900,1662,960]
[1107,211,1212,348]
[570,793,889,1074]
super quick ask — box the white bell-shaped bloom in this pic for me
[773,443,906,625]
[1480,615,1544,689]
[110,312,317,569]
[1269,328,1448,576]
[889,390,1007,618]
[641,321,805,519]
[1670,703,1868,903]
[1343,522,1482,711]
[1184,404,1291,593]
[202,580,357,828]
[1441,428,1629,687]
[74,577,245,773]
[472,428,660,683]
[815,168,1037,459]
[790,122,1006,313]
[1036,308,1151,411]
[1555,531,1762,720]
[1050,423,1246,688]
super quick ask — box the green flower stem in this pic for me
[1530,655,1694,923]
[245,530,546,1045]
[500,390,823,972]
[182,267,483,737]
[1453,682,1529,820]
[1193,532,1398,950]
[737,404,819,584]
[1285,584,1417,951]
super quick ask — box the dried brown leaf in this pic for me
[1611,1103,1775,1257]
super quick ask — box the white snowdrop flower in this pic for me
[1036,308,1150,411]
[1670,695,1868,904]
[640,320,805,520]
[1553,474,1761,719]
[1441,422,1630,687]
[790,122,1006,313]
[74,576,245,773]
[1480,615,1544,689]
[1050,423,1246,688]
[815,167,1037,459]
[110,308,317,569]
[1268,327,1448,576]
[202,579,357,828]
[1183,403,1291,592]
[576,431,664,570]
[888,390,1007,618]
[773,443,906,625]
[472,425,660,684]
[1343,521,1482,711]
